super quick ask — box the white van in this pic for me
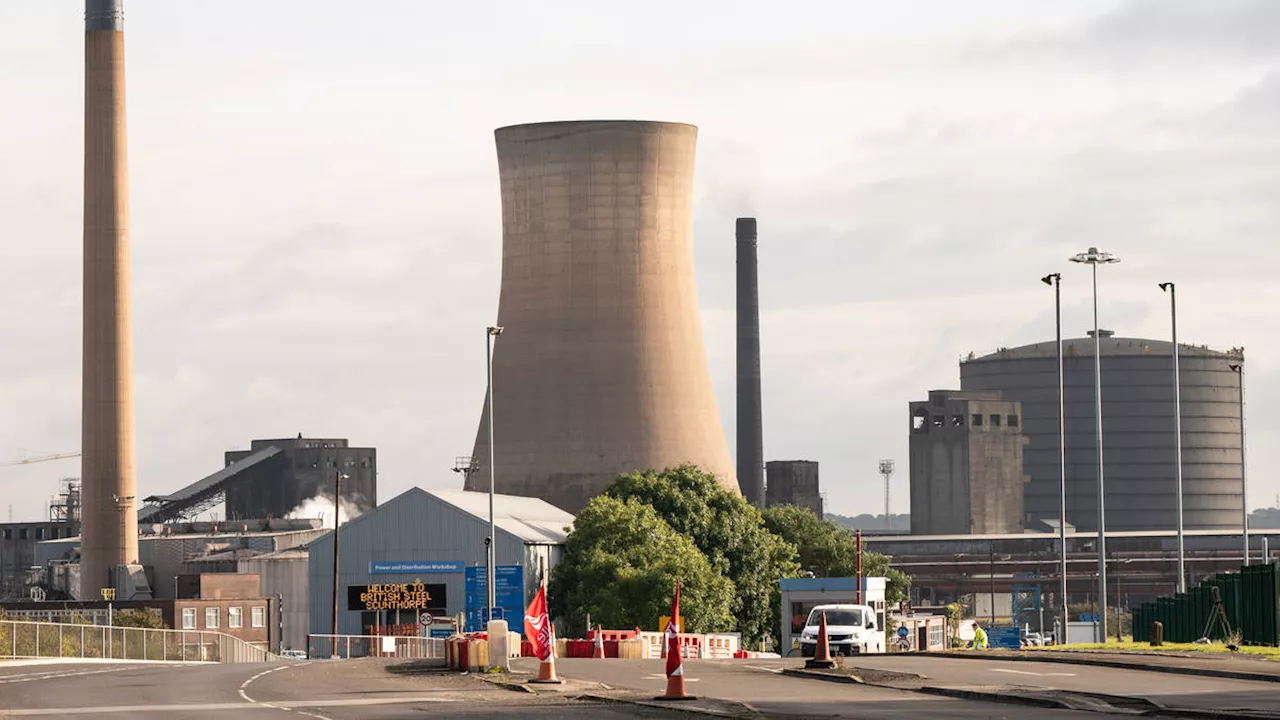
[798,604,885,656]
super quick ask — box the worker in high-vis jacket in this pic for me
[973,624,989,649]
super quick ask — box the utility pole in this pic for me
[330,470,346,657]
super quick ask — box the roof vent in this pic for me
[1086,329,1115,339]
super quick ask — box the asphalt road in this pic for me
[0,660,684,719]
[519,657,1124,718]
[844,654,1280,712]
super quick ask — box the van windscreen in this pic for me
[807,608,864,627]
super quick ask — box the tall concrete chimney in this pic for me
[80,0,140,596]
[736,218,765,507]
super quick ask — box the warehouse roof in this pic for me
[965,336,1242,363]
[422,488,574,544]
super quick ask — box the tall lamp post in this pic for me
[330,470,350,657]
[1158,282,1186,591]
[485,325,504,622]
[1070,246,1119,643]
[1042,272,1069,641]
[1230,362,1248,565]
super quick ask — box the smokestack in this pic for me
[80,0,140,594]
[736,218,765,508]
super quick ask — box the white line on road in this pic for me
[743,664,783,674]
[0,667,130,684]
[1,697,458,716]
[991,668,1077,677]
[238,664,290,708]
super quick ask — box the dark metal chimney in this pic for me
[736,218,765,507]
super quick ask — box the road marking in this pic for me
[744,664,783,674]
[238,664,290,708]
[991,668,1077,677]
[0,667,130,684]
[1,697,457,716]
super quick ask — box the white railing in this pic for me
[307,634,445,660]
[0,620,283,664]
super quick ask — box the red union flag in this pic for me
[665,581,683,678]
[523,585,553,661]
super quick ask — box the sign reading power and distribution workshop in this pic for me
[464,565,524,632]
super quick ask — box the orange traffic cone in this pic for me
[805,610,836,669]
[594,625,606,659]
[654,583,697,701]
[529,630,563,684]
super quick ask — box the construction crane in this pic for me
[1,452,81,468]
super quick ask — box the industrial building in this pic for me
[140,436,376,524]
[908,390,1029,535]
[765,461,823,517]
[465,120,739,513]
[862,528,1277,632]
[0,480,81,601]
[960,333,1245,532]
[309,488,572,641]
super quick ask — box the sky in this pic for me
[1,0,1277,523]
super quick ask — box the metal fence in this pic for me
[1133,562,1280,646]
[0,620,283,663]
[307,634,445,660]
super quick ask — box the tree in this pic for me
[605,465,800,643]
[549,496,734,634]
[762,504,911,605]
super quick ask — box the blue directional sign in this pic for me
[897,625,910,639]
[1079,613,1101,623]
[370,560,464,575]
[464,565,524,632]
[985,626,1023,649]
[429,627,454,639]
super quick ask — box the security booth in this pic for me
[779,576,886,656]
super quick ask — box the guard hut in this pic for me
[779,576,886,655]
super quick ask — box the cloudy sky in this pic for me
[1,0,1276,523]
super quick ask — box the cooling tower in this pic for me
[736,218,765,508]
[466,120,739,513]
[80,0,141,593]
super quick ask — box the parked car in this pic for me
[798,604,885,656]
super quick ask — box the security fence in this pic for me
[307,633,445,660]
[0,620,283,663]
[1132,562,1280,646]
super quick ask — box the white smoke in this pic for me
[285,493,363,529]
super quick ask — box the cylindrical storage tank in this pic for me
[960,334,1243,532]
[466,120,738,512]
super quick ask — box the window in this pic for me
[1008,414,1020,428]
[19,528,28,540]
[972,414,983,427]
[951,415,964,427]
[35,528,43,540]
[182,608,196,629]
[990,414,1002,427]
[931,415,944,428]
[911,408,928,433]
[2,529,10,540]
[228,607,243,629]
[205,607,220,629]
[252,607,266,628]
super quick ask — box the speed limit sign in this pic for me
[418,611,434,627]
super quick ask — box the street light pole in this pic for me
[1070,247,1119,644]
[1042,272,1068,641]
[485,325,504,621]
[1230,363,1248,565]
[1159,283,1186,590]
[330,470,349,657]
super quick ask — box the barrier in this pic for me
[0,620,282,663]
[308,633,446,660]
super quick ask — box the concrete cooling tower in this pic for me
[466,120,739,513]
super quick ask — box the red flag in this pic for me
[524,585,553,662]
[665,581,683,678]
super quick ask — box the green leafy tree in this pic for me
[549,496,734,634]
[112,608,168,629]
[605,465,800,643]
[762,504,911,605]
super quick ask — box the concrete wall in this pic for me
[961,338,1244,531]
[909,391,1027,535]
[466,120,738,513]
